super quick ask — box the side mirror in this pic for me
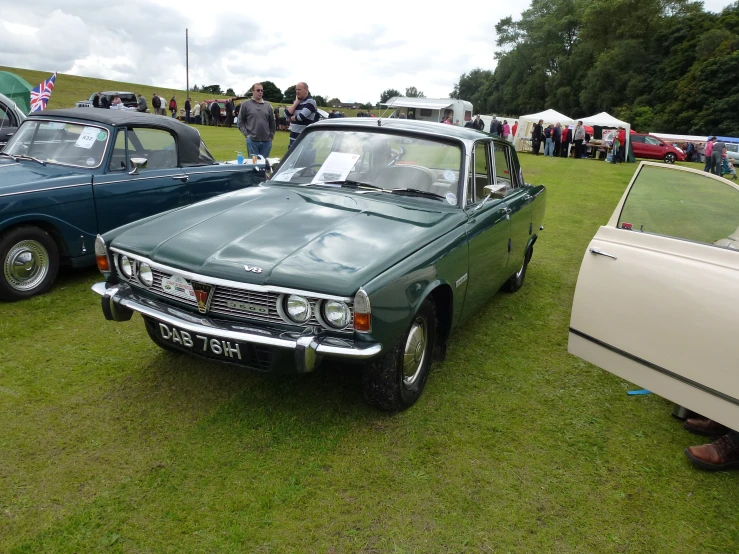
[475,183,507,211]
[129,157,148,175]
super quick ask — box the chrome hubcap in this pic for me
[4,240,49,291]
[402,318,427,386]
[515,259,525,279]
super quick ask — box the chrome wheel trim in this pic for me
[402,317,428,386]
[4,240,49,291]
[515,258,526,280]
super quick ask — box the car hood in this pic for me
[0,158,92,194]
[111,185,466,296]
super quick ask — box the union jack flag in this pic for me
[30,72,57,113]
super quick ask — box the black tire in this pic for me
[0,226,59,301]
[362,298,436,412]
[503,246,532,293]
[664,153,676,164]
[143,317,185,355]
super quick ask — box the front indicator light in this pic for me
[138,263,153,287]
[95,235,110,271]
[353,288,371,332]
[323,300,350,328]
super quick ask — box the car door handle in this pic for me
[173,174,189,182]
[589,248,617,260]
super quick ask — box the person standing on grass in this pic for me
[553,123,562,156]
[532,119,543,155]
[238,83,276,159]
[151,93,161,115]
[210,101,221,126]
[137,94,147,113]
[225,98,234,128]
[573,121,586,159]
[704,137,715,172]
[185,98,191,123]
[169,96,177,118]
[711,138,725,176]
[285,82,319,148]
[192,100,201,124]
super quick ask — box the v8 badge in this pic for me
[244,265,263,273]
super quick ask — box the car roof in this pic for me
[28,108,213,167]
[310,117,493,142]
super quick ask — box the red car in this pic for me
[630,133,685,164]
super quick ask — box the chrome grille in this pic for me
[119,265,352,332]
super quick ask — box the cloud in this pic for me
[2,0,736,106]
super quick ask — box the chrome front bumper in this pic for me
[92,282,382,373]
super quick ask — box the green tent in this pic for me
[0,71,32,115]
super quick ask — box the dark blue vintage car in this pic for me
[0,108,267,301]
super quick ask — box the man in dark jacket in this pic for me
[92,93,100,108]
[152,93,161,115]
[225,99,234,127]
[184,98,191,123]
[100,95,110,109]
[210,101,221,126]
[532,119,544,155]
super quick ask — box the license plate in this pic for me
[157,322,244,361]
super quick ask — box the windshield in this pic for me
[272,129,463,203]
[4,120,110,168]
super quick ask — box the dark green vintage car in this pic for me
[93,118,546,410]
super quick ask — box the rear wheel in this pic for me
[362,298,436,412]
[0,226,59,301]
[664,152,677,164]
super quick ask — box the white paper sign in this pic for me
[311,152,360,184]
[75,127,99,149]
[161,274,196,301]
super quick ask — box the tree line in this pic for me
[451,0,739,136]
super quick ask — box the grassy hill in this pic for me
[0,66,365,115]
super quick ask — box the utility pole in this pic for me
[185,28,189,96]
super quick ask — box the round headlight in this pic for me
[286,295,311,323]
[323,300,350,328]
[120,255,132,278]
[138,262,153,287]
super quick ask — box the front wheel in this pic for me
[0,226,59,301]
[362,298,437,412]
[664,152,677,164]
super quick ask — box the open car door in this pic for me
[569,162,739,429]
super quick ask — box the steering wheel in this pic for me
[295,163,323,178]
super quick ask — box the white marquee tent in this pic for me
[513,109,573,151]
[579,112,632,158]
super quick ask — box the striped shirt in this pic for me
[286,95,319,144]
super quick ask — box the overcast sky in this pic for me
[1,0,736,103]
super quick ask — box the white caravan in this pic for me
[381,97,473,126]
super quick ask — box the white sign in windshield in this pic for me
[75,126,100,149]
[311,152,360,184]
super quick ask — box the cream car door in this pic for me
[569,162,739,428]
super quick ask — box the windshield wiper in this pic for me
[0,152,17,159]
[13,154,46,166]
[390,188,445,200]
[321,180,386,191]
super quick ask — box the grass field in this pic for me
[1,132,737,553]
